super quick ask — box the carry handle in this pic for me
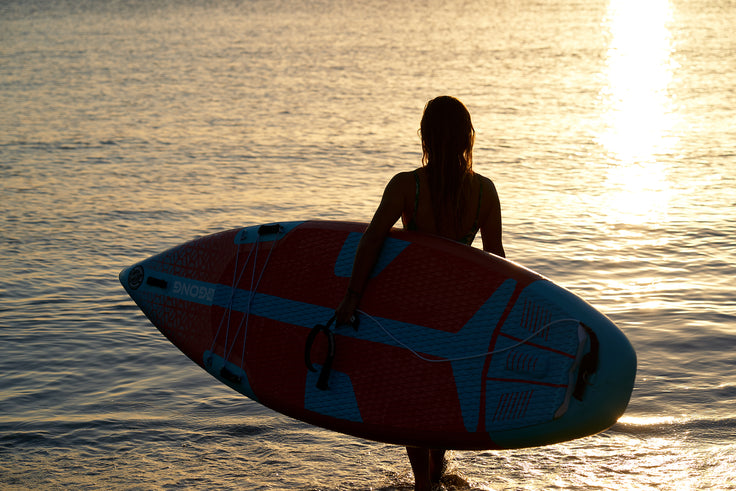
[304,317,337,390]
[573,323,599,401]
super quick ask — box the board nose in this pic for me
[119,266,128,288]
[119,263,145,295]
[119,266,130,292]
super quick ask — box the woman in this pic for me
[335,96,505,490]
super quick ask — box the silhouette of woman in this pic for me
[335,95,505,490]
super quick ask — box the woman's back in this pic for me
[401,167,481,243]
[396,167,504,256]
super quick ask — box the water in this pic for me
[1,0,735,488]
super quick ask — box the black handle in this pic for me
[304,316,337,390]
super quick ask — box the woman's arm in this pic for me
[334,173,408,325]
[480,178,505,258]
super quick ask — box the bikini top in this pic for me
[406,169,483,246]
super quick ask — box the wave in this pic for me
[611,415,736,440]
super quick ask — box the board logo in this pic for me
[128,265,144,290]
[173,281,215,302]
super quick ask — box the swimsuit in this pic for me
[406,170,483,246]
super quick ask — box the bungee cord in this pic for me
[209,228,281,369]
[209,233,257,358]
[356,309,582,363]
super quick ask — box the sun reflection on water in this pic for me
[599,0,678,163]
[603,161,673,225]
[598,0,678,226]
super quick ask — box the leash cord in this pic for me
[356,310,582,363]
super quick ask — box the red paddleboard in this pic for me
[120,220,636,450]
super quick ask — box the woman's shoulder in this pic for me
[387,169,421,189]
[473,172,498,193]
[473,172,501,215]
[379,171,418,207]
[393,169,420,180]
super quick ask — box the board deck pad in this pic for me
[120,221,636,450]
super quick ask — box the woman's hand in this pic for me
[335,289,361,327]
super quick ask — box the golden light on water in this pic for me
[604,160,673,225]
[599,0,678,162]
[598,0,678,226]
[619,415,680,426]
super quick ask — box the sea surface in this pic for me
[1,0,735,489]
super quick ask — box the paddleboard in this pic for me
[119,220,636,450]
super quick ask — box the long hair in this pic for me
[420,96,475,236]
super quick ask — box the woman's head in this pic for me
[420,96,475,174]
[419,96,476,234]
